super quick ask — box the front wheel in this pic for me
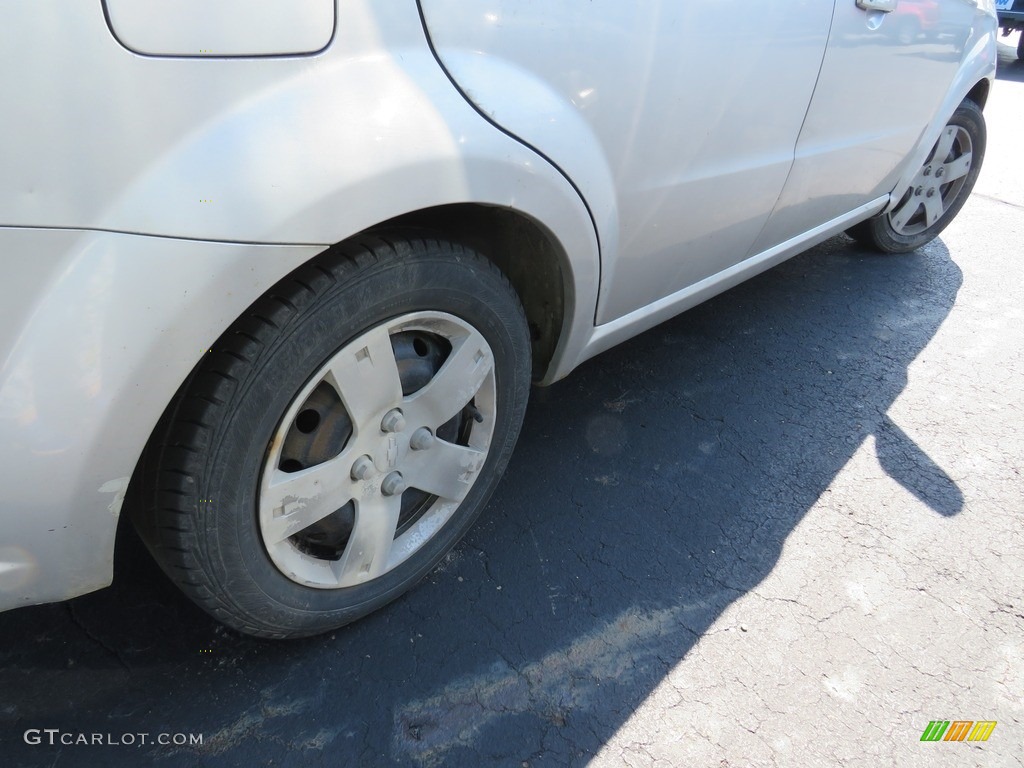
[847,98,985,254]
[132,237,532,638]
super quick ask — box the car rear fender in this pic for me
[0,1,602,609]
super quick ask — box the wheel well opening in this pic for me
[966,79,989,110]
[367,204,569,382]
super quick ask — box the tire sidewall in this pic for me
[200,247,530,633]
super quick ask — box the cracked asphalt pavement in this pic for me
[2,42,1023,768]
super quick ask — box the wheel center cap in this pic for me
[373,432,409,472]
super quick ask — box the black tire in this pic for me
[847,98,985,254]
[131,236,531,639]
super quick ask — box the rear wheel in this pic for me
[132,236,531,638]
[847,99,985,254]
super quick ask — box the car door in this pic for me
[752,0,978,251]
[418,1,836,324]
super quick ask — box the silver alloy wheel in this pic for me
[888,125,973,236]
[258,311,496,589]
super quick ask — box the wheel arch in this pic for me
[966,78,990,111]
[369,204,570,383]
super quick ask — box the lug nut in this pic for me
[410,427,435,451]
[351,455,374,481]
[923,166,932,176]
[935,167,944,178]
[381,471,407,497]
[914,186,923,196]
[926,189,935,198]
[380,408,406,433]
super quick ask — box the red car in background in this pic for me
[896,0,940,44]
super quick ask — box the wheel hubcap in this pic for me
[258,311,496,589]
[888,124,973,237]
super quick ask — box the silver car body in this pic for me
[0,0,996,610]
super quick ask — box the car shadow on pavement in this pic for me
[0,234,963,767]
